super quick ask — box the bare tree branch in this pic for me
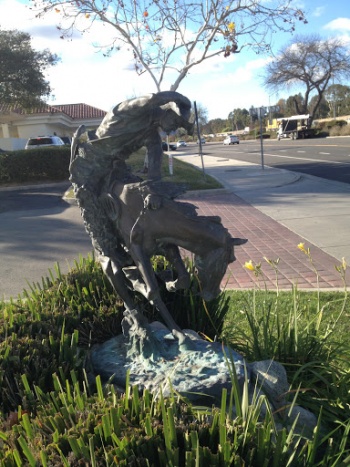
[30,0,307,92]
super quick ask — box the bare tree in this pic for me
[32,0,307,92]
[264,35,350,122]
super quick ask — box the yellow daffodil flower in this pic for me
[244,260,255,271]
[342,257,347,270]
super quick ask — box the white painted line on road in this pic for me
[264,153,350,165]
[297,151,306,153]
[319,152,330,155]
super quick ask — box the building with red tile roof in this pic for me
[0,103,107,150]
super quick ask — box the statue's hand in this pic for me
[144,194,163,210]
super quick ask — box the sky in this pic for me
[1,0,350,120]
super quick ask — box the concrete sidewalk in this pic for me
[175,154,350,290]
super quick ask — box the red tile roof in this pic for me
[52,103,107,119]
[0,103,60,115]
[0,103,106,119]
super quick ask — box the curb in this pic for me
[0,181,70,192]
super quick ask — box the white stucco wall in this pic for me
[17,123,66,139]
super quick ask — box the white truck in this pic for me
[277,114,315,140]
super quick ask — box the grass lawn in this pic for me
[128,148,223,190]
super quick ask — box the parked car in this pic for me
[60,136,72,145]
[176,140,187,147]
[25,136,65,149]
[162,142,177,151]
[196,137,206,144]
[223,135,239,145]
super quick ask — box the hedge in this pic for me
[0,147,71,185]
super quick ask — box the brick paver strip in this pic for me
[181,191,348,291]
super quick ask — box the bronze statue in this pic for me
[70,91,246,333]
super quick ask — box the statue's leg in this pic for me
[99,255,136,310]
[144,133,163,180]
[163,244,191,292]
[129,243,167,303]
[129,243,183,333]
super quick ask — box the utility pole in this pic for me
[249,106,267,170]
[249,104,280,170]
[258,107,265,170]
[332,75,336,119]
[194,101,206,176]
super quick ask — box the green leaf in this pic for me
[17,435,36,467]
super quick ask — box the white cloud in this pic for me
[312,6,325,18]
[324,18,350,31]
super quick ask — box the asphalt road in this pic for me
[184,136,350,184]
[0,182,71,214]
[0,183,92,300]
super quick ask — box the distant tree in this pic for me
[192,103,208,137]
[228,108,250,130]
[248,106,259,126]
[264,35,350,122]
[202,118,226,135]
[285,93,304,116]
[324,84,350,117]
[309,95,329,119]
[275,98,286,117]
[0,29,58,108]
[34,0,307,93]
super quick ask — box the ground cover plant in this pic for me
[1,250,350,465]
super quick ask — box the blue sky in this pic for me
[1,0,350,120]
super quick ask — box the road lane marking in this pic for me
[297,151,306,153]
[319,152,330,155]
[263,153,350,165]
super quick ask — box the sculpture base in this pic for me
[89,310,317,437]
[90,309,245,402]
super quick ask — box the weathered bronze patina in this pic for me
[70,91,245,332]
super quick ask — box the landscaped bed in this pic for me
[0,254,349,465]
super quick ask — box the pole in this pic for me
[167,135,173,175]
[194,101,206,176]
[333,74,336,119]
[259,107,265,170]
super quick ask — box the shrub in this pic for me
[340,124,350,136]
[0,146,71,185]
[256,133,271,139]
[313,128,329,137]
